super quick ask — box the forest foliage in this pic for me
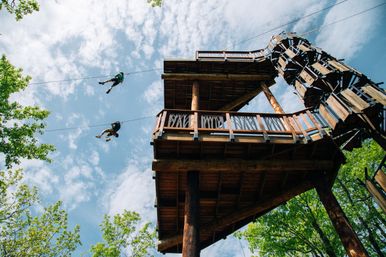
[238,140,385,257]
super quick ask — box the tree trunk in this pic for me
[337,179,385,257]
[304,200,337,257]
[316,182,369,257]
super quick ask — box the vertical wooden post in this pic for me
[191,81,199,140]
[185,81,200,256]
[182,171,200,257]
[316,182,369,257]
[191,81,199,111]
[261,82,284,114]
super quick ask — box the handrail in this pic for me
[155,108,318,117]
[153,109,327,142]
[196,49,267,61]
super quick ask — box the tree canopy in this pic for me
[90,210,156,257]
[0,56,157,257]
[0,55,55,169]
[0,0,39,20]
[238,140,385,256]
[148,0,162,7]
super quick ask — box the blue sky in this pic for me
[1,0,385,256]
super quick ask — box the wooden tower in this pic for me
[151,32,385,257]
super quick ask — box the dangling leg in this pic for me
[106,80,120,94]
[99,78,114,85]
[96,129,110,139]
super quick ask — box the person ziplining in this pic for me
[95,121,121,142]
[98,72,124,94]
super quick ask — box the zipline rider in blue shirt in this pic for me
[99,72,124,94]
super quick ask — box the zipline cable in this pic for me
[26,1,383,86]
[29,68,162,85]
[230,0,349,49]
[45,115,153,133]
[300,2,386,37]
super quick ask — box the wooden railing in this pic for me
[196,49,268,62]
[153,109,328,143]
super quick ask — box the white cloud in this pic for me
[106,164,155,222]
[22,159,59,194]
[315,0,381,60]
[202,236,251,257]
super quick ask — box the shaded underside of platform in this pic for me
[163,59,277,111]
[153,137,344,253]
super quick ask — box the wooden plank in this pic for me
[327,60,350,72]
[278,56,287,69]
[257,171,267,201]
[162,73,272,81]
[366,179,386,214]
[316,182,369,257]
[298,44,311,52]
[312,62,331,76]
[153,159,335,172]
[285,48,296,59]
[319,104,338,129]
[299,69,316,85]
[341,88,370,112]
[362,84,386,106]
[375,171,386,193]
[295,80,306,98]
[326,94,350,121]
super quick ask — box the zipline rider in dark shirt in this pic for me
[99,72,124,94]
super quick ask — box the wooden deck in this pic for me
[152,109,345,253]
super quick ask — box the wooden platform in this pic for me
[153,137,344,253]
[163,57,277,111]
[152,109,345,253]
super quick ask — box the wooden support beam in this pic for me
[191,81,199,111]
[316,182,369,257]
[261,82,284,114]
[153,159,335,173]
[182,171,200,257]
[365,179,386,214]
[219,80,275,111]
[159,181,313,251]
[191,81,199,140]
[375,170,386,193]
[162,73,272,81]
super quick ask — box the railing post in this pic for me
[193,112,198,140]
[282,115,298,143]
[256,114,270,142]
[158,110,167,139]
[306,110,326,138]
[226,113,234,142]
[292,114,311,142]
